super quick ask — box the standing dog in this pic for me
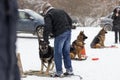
[90,28,107,48]
[38,40,54,75]
[70,31,88,60]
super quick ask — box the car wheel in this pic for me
[36,26,44,38]
[104,24,112,31]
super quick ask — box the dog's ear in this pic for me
[82,31,84,34]
[102,28,104,30]
[102,28,107,34]
[80,31,84,35]
[79,31,82,34]
[39,39,43,44]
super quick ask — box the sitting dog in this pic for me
[70,31,88,60]
[90,28,107,48]
[38,39,54,75]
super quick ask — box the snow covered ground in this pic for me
[16,27,120,80]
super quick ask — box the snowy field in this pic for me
[16,27,120,80]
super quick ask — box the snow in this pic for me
[16,27,120,80]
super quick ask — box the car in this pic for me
[17,9,44,38]
[71,17,80,29]
[72,19,79,29]
[99,12,113,31]
[99,6,120,31]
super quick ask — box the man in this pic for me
[0,0,20,80]
[41,2,74,77]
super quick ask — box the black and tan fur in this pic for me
[38,40,54,75]
[70,31,88,60]
[90,28,107,48]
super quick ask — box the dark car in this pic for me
[17,9,44,37]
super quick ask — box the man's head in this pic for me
[41,2,52,15]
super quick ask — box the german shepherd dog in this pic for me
[70,31,88,60]
[90,28,107,48]
[38,40,54,75]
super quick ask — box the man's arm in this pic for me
[43,14,52,43]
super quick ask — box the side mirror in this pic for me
[29,16,34,20]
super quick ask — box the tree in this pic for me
[18,0,119,26]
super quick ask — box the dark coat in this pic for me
[0,0,20,80]
[43,8,72,43]
[112,8,120,31]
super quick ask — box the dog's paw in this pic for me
[80,56,88,60]
[70,52,75,59]
[45,71,49,75]
[39,71,44,74]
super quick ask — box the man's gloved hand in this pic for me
[44,41,50,45]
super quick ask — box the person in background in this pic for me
[41,2,74,77]
[0,0,20,80]
[112,7,120,44]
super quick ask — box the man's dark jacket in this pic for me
[43,8,72,42]
[0,0,20,80]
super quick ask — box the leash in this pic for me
[73,74,83,80]
[63,74,83,80]
[42,62,48,68]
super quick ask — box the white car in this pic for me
[99,12,113,31]
[99,6,120,31]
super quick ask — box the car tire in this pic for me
[104,24,112,31]
[36,26,44,38]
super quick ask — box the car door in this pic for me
[17,11,35,33]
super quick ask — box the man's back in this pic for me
[45,9,72,37]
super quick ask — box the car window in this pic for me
[26,10,43,19]
[19,11,29,19]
